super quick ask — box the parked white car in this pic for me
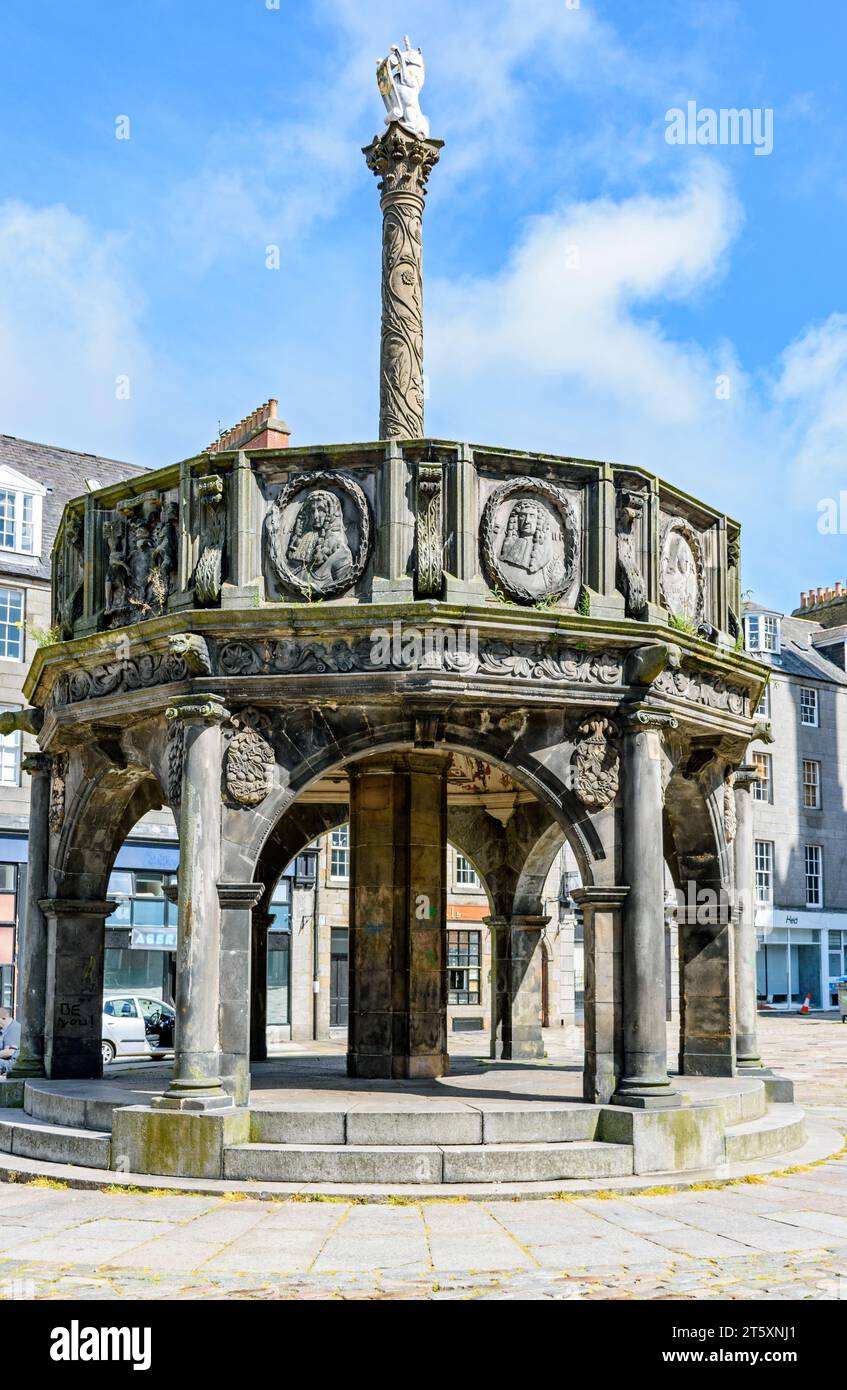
[102,993,175,1065]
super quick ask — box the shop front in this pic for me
[755,906,847,1010]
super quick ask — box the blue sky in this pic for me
[1,0,846,613]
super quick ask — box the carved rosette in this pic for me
[265,471,372,601]
[364,124,443,440]
[616,490,648,619]
[480,477,580,606]
[572,716,620,810]
[48,754,68,834]
[225,711,274,807]
[194,473,226,606]
[416,458,443,596]
[659,516,705,625]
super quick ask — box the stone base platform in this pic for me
[0,1051,818,1192]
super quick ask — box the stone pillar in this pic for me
[677,899,736,1077]
[43,898,115,1078]
[158,694,231,1110]
[9,754,53,1077]
[615,709,677,1104]
[347,753,449,1079]
[572,887,628,1104]
[733,764,762,1068]
[217,882,263,1104]
[250,908,274,1062]
[364,124,443,440]
[488,914,548,1060]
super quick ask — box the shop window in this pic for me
[447,929,481,1004]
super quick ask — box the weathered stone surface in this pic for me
[111,1105,249,1179]
[600,1104,724,1175]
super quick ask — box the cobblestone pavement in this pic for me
[0,1014,844,1301]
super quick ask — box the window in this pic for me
[757,684,771,721]
[802,759,821,809]
[746,613,780,653]
[752,751,772,803]
[447,930,481,1004]
[0,706,21,786]
[0,864,16,924]
[755,841,773,905]
[330,825,349,880]
[105,871,177,933]
[455,853,479,886]
[800,687,819,727]
[0,469,42,556]
[805,845,823,908]
[0,588,24,661]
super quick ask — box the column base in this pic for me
[7,1049,45,1080]
[154,1080,234,1113]
[612,1077,679,1109]
[347,1053,450,1080]
[491,1038,544,1061]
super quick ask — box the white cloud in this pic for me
[429,162,742,424]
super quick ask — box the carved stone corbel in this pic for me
[616,489,648,619]
[625,641,682,687]
[415,457,443,597]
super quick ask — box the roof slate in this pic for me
[0,434,147,583]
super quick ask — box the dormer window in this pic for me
[0,466,44,558]
[745,612,781,654]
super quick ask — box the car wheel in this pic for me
[101,1040,116,1065]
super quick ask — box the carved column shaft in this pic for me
[10,753,52,1078]
[364,124,443,440]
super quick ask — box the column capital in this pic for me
[217,882,264,911]
[363,124,444,202]
[22,751,52,777]
[166,693,230,726]
[483,914,550,931]
[733,763,759,792]
[571,886,630,910]
[621,704,678,735]
[38,898,117,917]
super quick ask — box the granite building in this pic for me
[745,594,847,1009]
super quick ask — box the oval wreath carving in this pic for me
[265,471,372,601]
[480,477,580,606]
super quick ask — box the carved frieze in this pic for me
[416,458,443,597]
[659,516,705,625]
[724,769,737,844]
[50,647,190,708]
[265,471,372,601]
[166,718,184,810]
[480,478,580,606]
[652,665,749,716]
[572,716,620,809]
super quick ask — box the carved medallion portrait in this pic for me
[659,517,705,624]
[480,478,580,605]
[266,471,372,600]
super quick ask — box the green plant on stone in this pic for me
[21,618,61,648]
[576,586,591,617]
[668,611,698,635]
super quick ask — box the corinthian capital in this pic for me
[364,126,443,201]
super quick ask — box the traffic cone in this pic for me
[800,992,811,1015]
